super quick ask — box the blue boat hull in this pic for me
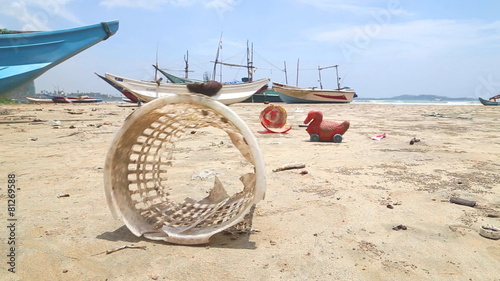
[0,20,119,94]
[478,97,499,106]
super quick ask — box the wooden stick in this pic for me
[92,244,147,256]
[450,197,476,207]
[273,162,306,172]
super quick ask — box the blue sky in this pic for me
[2,0,500,98]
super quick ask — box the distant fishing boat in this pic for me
[272,64,356,103]
[0,20,119,94]
[26,97,54,104]
[478,95,500,106]
[52,96,103,103]
[102,72,270,105]
[272,82,356,103]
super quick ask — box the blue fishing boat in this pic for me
[478,95,500,106]
[0,20,119,94]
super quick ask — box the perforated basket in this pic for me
[104,93,266,244]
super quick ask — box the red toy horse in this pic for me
[304,110,350,142]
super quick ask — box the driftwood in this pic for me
[273,162,306,172]
[450,197,476,207]
[92,244,146,256]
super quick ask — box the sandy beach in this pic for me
[0,101,499,281]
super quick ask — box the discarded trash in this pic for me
[29,137,38,141]
[48,120,62,127]
[273,162,306,172]
[259,104,291,134]
[104,94,266,245]
[450,197,476,207]
[92,244,147,256]
[191,169,221,180]
[409,137,420,145]
[479,225,500,240]
[422,113,473,121]
[304,110,349,142]
[57,194,70,198]
[392,224,407,231]
[371,133,387,140]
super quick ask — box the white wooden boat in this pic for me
[104,73,269,105]
[26,97,54,104]
[272,82,356,104]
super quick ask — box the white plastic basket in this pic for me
[104,93,266,244]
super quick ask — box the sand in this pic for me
[0,101,499,281]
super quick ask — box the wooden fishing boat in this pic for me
[26,97,54,104]
[95,72,144,104]
[243,89,282,103]
[479,95,500,106]
[52,96,103,103]
[0,20,119,94]
[103,73,270,105]
[153,66,278,103]
[272,82,356,104]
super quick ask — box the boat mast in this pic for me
[213,33,223,81]
[283,61,288,84]
[296,58,300,86]
[317,65,323,89]
[318,64,341,89]
[246,40,254,82]
[184,50,189,79]
[154,42,159,82]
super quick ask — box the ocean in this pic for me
[352,99,481,106]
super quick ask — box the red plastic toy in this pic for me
[259,104,292,133]
[303,110,350,142]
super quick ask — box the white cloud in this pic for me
[0,0,82,30]
[296,0,413,17]
[99,0,240,12]
[309,19,500,61]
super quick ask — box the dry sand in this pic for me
[0,101,499,281]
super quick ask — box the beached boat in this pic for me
[26,97,54,104]
[272,82,356,104]
[52,96,103,103]
[153,66,277,103]
[243,89,282,103]
[95,73,144,104]
[0,20,119,94]
[103,73,270,105]
[152,65,200,84]
[479,95,500,106]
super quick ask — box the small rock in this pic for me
[392,224,407,231]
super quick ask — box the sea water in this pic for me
[352,99,481,106]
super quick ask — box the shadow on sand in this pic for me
[96,225,257,249]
